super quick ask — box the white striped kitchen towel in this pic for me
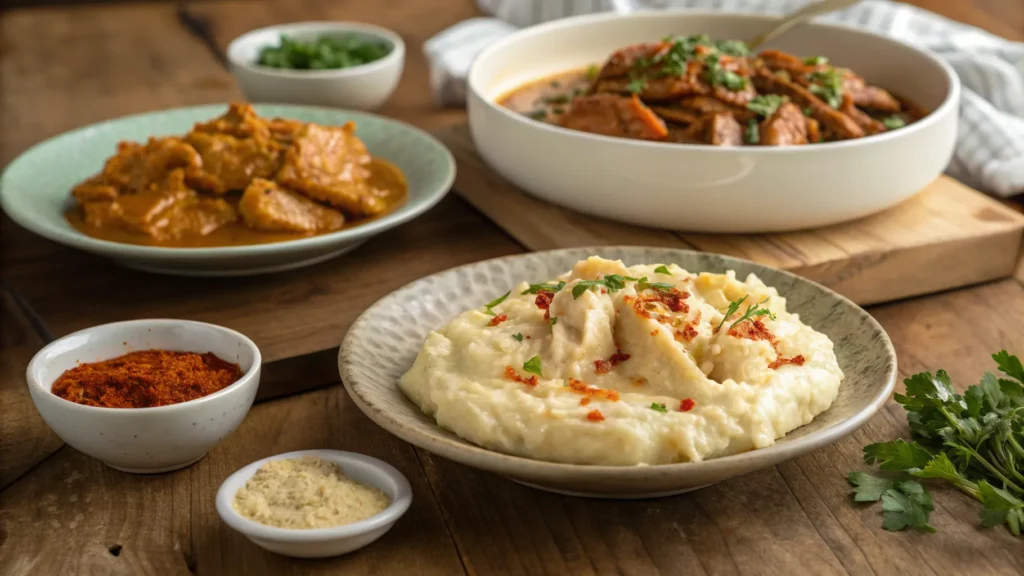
[424,0,1024,197]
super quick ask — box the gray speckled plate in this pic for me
[339,247,897,498]
[0,104,454,276]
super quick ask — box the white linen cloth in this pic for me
[424,0,1024,197]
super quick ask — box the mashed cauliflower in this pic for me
[399,257,843,465]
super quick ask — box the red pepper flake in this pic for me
[568,378,620,401]
[674,324,698,342]
[504,365,538,387]
[728,319,805,371]
[534,290,554,320]
[679,398,695,412]
[632,378,647,386]
[593,348,630,374]
[632,288,690,324]
[650,329,659,336]
[580,397,591,406]
[586,409,605,422]
[769,354,806,370]
[488,314,508,327]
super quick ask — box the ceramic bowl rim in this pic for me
[468,9,961,154]
[0,103,454,259]
[26,318,262,414]
[339,246,898,478]
[226,21,407,80]
[215,449,413,542]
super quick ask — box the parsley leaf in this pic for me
[744,118,760,144]
[522,281,566,295]
[626,77,648,94]
[526,110,547,121]
[654,265,671,274]
[848,472,896,502]
[636,277,675,292]
[704,53,747,91]
[979,480,1024,535]
[863,439,933,472]
[803,55,828,66]
[523,356,543,377]
[715,295,747,332]
[715,39,749,57]
[571,275,628,299]
[882,115,906,130]
[548,317,558,332]
[994,349,1024,383]
[717,297,775,331]
[512,333,524,342]
[649,402,668,413]
[746,94,787,118]
[586,63,600,81]
[881,483,936,532]
[483,291,510,316]
[808,67,844,108]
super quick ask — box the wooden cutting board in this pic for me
[434,124,1024,305]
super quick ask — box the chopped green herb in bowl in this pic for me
[257,34,392,71]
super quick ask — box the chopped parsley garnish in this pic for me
[586,63,600,80]
[704,53,747,91]
[649,403,668,413]
[715,39,750,57]
[654,265,671,274]
[803,55,829,66]
[802,107,814,117]
[808,67,844,108]
[512,333,524,342]
[882,115,906,129]
[257,34,392,70]
[636,277,675,292]
[483,291,509,316]
[526,110,547,120]
[848,350,1024,537]
[523,356,543,377]
[715,295,775,331]
[545,94,570,104]
[626,76,648,94]
[547,317,558,332]
[522,281,566,295]
[746,94,787,118]
[571,275,628,299]
[744,119,760,144]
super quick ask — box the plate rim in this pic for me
[338,246,898,479]
[0,102,455,260]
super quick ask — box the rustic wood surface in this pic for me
[435,124,1024,306]
[2,0,1023,575]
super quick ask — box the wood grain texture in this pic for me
[417,280,1024,576]
[0,288,61,490]
[433,124,1024,306]
[0,386,467,576]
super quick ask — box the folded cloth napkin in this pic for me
[424,0,1024,197]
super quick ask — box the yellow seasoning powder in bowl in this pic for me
[233,456,392,529]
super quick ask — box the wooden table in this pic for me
[1,1,1022,574]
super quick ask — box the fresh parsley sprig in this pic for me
[654,265,672,275]
[522,281,566,295]
[523,356,543,377]
[715,296,775,332]
[849,350,1024,537]
[483,291,509,316]
[571,275,628,299]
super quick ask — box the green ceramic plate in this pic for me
[0,104,455,276]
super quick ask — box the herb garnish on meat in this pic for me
[807,67,844,108]
[744,119,760,144]
[747,94,787,118]
[849,351,1024,536]
[882,115,906,129]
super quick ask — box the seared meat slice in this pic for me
[678,96,755,122]
[752,69,863,140]
[81,169,235,239]
[561,94,668,141]
[707,113,743,146]
[185,131,282,194]
[650,106,700,125]
[239,178,345,233]
[74,137,202,198]
[806,117,822,143]
[713,81,757,107]
[268,118,307,146]
[595,59,710,100]
[759,102,808,146]
[666,121,706,144]
[193,103,273,140]
[276,122,387,217]
[841,72,902,112]
[840,95,886,135]
[596,41,672,80]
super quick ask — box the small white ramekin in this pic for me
[227,21,405,111]
[216,449,412,558]
[27,319,261,473]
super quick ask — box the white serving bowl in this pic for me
[216,450,412,558]
[26,319,261,473]
[468,11,960,233]
[227,21,405,110]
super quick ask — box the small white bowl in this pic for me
[216,450,412,558]
[227,21,405,110]
[27,319,261,473]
